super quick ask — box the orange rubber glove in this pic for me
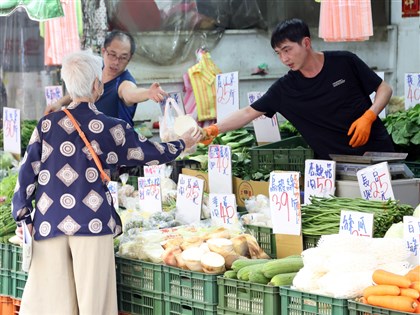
[347,109,377,148]
[200,124,219,145]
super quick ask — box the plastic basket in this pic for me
[170,159,202,184]
[280,286,348,315]
[11,245,23,273]
[0,268,11,296]
[115,256,164,293]
[163,265,219,304]
[164,294,218,315]
[302,235,321,250]
[10,272,27,299]
[243,225,276,258]
[1,295,14,315]
[217,277,280,315]
[347,300,415,315]
[0,243,11,270]
[249,136,314,176]
[405,162,420,178]
[117,284,164,315]
[12,298,21,315]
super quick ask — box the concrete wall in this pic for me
[130,4,420,124]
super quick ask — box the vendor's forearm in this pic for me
[216,106,263,133]
[370,81,393,115]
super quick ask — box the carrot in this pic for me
[372,269,411,288]
[367,295,418,312]
[411,281,420,292]
[400,288,420,299]
[406,268,420,282]
[363,285,400,298]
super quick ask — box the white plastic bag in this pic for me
[159,97,184,142]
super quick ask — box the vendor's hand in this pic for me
[180,127,202,150]
[200,124,219,145]
[148,82,168,103]
[347,109,377,147]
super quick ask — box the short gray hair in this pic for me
[61,50,103,100]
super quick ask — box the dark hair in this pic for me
[270,18,310,49]
[104,30,136,55]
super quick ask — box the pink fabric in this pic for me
[319,0,373,42]
[44,0,81,66]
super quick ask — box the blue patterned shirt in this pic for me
[12,102,185,241]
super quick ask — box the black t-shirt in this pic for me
[251,51,394,159]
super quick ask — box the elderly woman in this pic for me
[12,50,201,315]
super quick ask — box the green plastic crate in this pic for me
[115,255,164,293]
[302,235,321,250]
[405,162,420,178]
[217,277,280,315]
[164,294,218,315]
[244,225,276,258]
[249,136,314,175]
[0,268,11,296]
[280,286,348,315]
[11,245,23,272]
[0,243,11,270]
[11,271,27,299]
[348,300,415,315]
[163,265,218,304]
[117,284,164,315]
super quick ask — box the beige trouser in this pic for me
[19,234,118,315]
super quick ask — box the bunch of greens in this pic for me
[279,120,300,138]
[382,104,420,160]
[0,173,18,243]
[301,196,414,238]
[184,128,256,180]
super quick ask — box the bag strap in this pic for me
[63,108,110,184]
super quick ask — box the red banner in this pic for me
[402,0,420,17]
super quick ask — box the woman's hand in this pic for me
[180,127,202,150]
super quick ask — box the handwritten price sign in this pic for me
[138,176,162,213]
[209,193,238,226]
[3,107,21,154]
[356,162,394,201]
[107,181,119,210]
[248,92,281,144]
[404,73,420,110]
[176,174,204,224]
[304,159,336,204]
[144,164,167,178]
[208,145,232,193]
[339,210,373,237]
[45,85,63,106]
[269,171,301,235]
[216,72,239,121]
[403,216,420,262]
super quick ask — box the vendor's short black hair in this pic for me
[104,30,136,55]
[271,18,310,48]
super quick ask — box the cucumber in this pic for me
[249,270,270,285]
[262,257,303,279]
[237,264,266,281]
[268,272,298,286]
[223,270,238,279]
[231,258,269,272]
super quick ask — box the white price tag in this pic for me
[356,162,394,201]
[216,72,239,121]
[208,145,232,194]
[209,193,238,226]
[176,174,204,224]
[339,210,373,237]
[304,159,336,204]
[138,176,162,213]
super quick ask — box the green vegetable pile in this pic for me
[279,120,300,138]
[301,196,414,238]
[184,128,257,180]
[383,103,420,161]
[0,173,18,243]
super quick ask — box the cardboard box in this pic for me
[182,168,269,208]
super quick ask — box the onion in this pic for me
[206,238,234,256]
[174,115,198,136]
[181,247,205,272]
[201,251,226,274]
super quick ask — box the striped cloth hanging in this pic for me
[319,0,373,42]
